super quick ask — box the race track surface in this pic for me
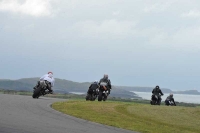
[0,94,138,133]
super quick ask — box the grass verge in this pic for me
[52,100,200,133]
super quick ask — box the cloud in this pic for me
[139,26,200,51]
[181,9,200,18]
[112,11,120,16]
[0,0,55,17]
[143,1,174,13]
[171,26,200,47]
[70,19,137,39]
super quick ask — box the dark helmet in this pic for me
[94,80,98,84]
[156,85,159,89]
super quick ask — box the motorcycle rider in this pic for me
[99,74,112,95]
[33,72,55,93]
[165,93,176,106]
[152,85,164,103]
[87,80,99,95]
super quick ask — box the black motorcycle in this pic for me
[32,81,51,98]
[150,94,162,105]
[98,82,109,101]
[86,88,99,101]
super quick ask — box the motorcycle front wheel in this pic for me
[98,91,103,101]
[32,87,41,98]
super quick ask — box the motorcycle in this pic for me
[165,100,176,106]
[98,82,109,101]
[86,88,99,101]
[150,94,162,105]
[32,81,52,99]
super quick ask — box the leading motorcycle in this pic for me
[32,81,52,98]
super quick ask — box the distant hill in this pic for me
[0,78,140,99]
[118,86,173,93]
[174,90,200,95]
[0,78,199,97]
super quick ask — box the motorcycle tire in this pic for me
[32,87,41,98]
[86,95,89,101]
[98,92,103,101]
[152,100,156,105]
[157,100,161,105]
[86,94,92,101]
[91,94,95,101]
[103,95,107,101]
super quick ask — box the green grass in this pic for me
[52,100,200,133]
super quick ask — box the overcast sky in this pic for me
[1,0,200,91]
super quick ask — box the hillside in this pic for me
[174,90,200,95]
[0,78,199,97]
[119,86,173,93]
[0,78,139,99]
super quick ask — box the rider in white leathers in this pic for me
[33,72,55,93]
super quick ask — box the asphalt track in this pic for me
[0,94,138,133]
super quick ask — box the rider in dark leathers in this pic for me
[165,93,176,106]
[99,74,112,95]
[152,85,164,102]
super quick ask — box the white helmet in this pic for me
[104,74,108,79]
[48,72,53,78]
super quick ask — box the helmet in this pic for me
[48,72,53,75]
[48,72,53,78]
[170,93,173,97]
[103,74,108,79]
[156,85,159,89]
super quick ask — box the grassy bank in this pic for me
[52,100,200,133]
